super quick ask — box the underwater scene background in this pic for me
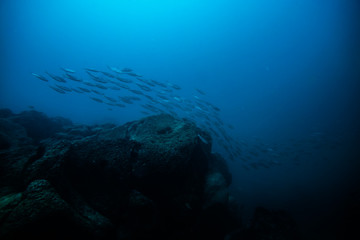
[1,0,360,239]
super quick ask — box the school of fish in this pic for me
[32,67,341,169]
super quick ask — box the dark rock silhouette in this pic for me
[226,207,301,240]
[0,109,241,239]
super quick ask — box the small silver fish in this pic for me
[32,73,48,82]
[121,67,133,72]
[85,68,100,72]
[107,66,123,74]
[65,73,82,82]
[60,67,76,73]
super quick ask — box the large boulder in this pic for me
[60,114,214,237]
[0,111,236,239]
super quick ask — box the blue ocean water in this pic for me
[1,0,359,238]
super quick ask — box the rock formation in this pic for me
[0,109,238,239]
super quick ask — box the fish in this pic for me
[46,72,67,83]
[249,162,259,170]
[135,83,151,92]
[115,103,126,108]
[32,73,48,82]
[161,88,173,93]
[77,87,91,93]
[93,77,108,84]
[49,86,66,94]
[113,82,130,89]
[72,88,84,93]
[141,104,162,113]
[227,124,235,130]
[137,77,156,87]
[89,97,103,103]
[209,128,220,138]
[197,134,209,144]
[54,76,67,83]
[107,66,123,74]
[85,68,100,72]
[144,95,157,102]
[209,103,221,112]
[60,67,76,73]
[116,76,133,83]
[105,102,116,106]
[242,164,250,170]
[157,94,170,100]
[86,71,101,81]
[195,88,206,95]
[95,84,108,90]
[91,89,103,95]
[195,106,206,112]
[150,79,167,88]
[173,96,182,102]
[104,96,117,102]
[109,86,121,90]
[65,73,82,82]
[168,83,181,90]
[121,67,133,72]
[83,81,96,87]
[159,100,172,107]
[168,110,178,117]
[101,71,115,78]
[55,84,72,92]
[118,96,134,104]
[125,72,140,77]
[129,89,144,95]
[128,96,141,101]
[140,111,150,115]
[170,102,182,110]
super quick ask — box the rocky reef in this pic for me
[0,109,303,239]
[0,109,241,239]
